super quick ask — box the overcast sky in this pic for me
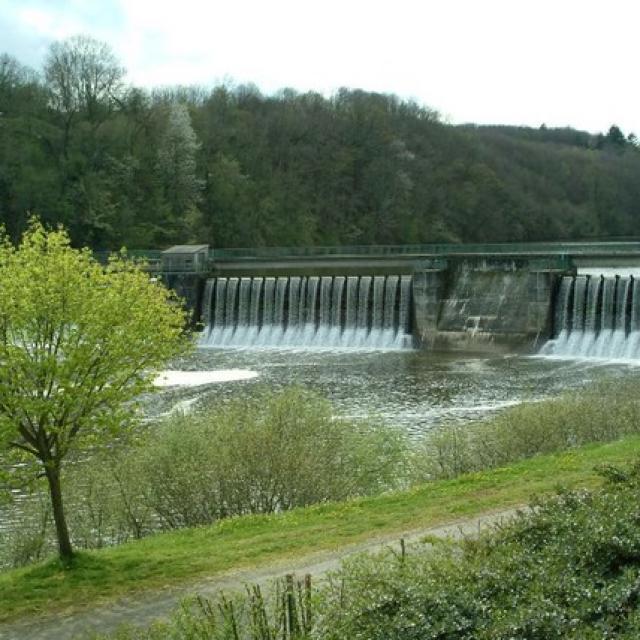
[1,0,638,135]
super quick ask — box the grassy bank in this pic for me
[2,435,640,623]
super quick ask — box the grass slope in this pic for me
[2,435,640,623]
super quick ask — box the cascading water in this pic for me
[200,275,414,349]
[541,274,640,359]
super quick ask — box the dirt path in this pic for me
[0,507,522,640]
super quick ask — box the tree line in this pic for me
[1,35,639,250]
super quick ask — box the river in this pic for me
[151,345,640,437]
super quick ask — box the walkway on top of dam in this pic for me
[208,241,640,275]
[96,241,640,276]
[210,240,640,260]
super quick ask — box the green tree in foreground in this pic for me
[0,221,189,562]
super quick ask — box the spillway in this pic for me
[540,274,640,359]
[199,275,414,349]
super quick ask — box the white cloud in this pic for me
[1,0,639,134]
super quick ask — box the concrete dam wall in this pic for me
[144,243,640,354]
[193,258,560,353]
[413,260,556,353]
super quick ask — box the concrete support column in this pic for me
[412,270,444,348]
[161,273,205,327]
[412,261,565,353]
[527,271,557,348]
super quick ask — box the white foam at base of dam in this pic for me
[199,275,414,350]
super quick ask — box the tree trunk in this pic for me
[44,462,74,562]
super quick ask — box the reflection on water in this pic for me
[154,347,640,437]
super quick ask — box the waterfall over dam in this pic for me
[199,275,414,349]
[541,274,640,359]
[165,246,640,354]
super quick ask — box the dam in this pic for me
[541,274,640,359]
[200,275,413,349]
[142,242,640,357]
[197,263,554,352]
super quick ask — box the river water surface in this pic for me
[153,346,640,437]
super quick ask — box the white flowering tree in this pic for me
[158,102,204,234]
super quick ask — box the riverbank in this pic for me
[2,434,639,626]
[0,508,521,640]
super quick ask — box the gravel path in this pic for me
[0,507,522,640]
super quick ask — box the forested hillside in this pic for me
[1,36,639,250]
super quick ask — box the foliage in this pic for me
[0,220,189,560]
[140,388,408,528]
[44,35,125,121]
[315,462,640,639]
[0,491,52,569]
[411,379,640,481]
[0,387,408,567]
[2,37,640,249]
[157,102,204,240]
[3,433,640,625]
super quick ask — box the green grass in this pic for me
[2,435,640,623]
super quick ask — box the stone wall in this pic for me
[412,259,562,353]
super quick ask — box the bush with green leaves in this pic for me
[0,492,52,569]
[316,465,640,640]
[315,462,640,639]
[140,387,409,528]
[14,437,635,637]
[0,387,408,567]
[412,379,640,481]
[92,460,640,639]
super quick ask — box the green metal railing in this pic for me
[208,241,640,260]
[91,242,640,275]
[94,242,640,264]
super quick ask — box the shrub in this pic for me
[315,460,640,639]
[412,379,640,481]
[140,387,409,528]
[0,387,408,567]
[0,491,53,568]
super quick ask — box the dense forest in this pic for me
[1,35,639,250]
